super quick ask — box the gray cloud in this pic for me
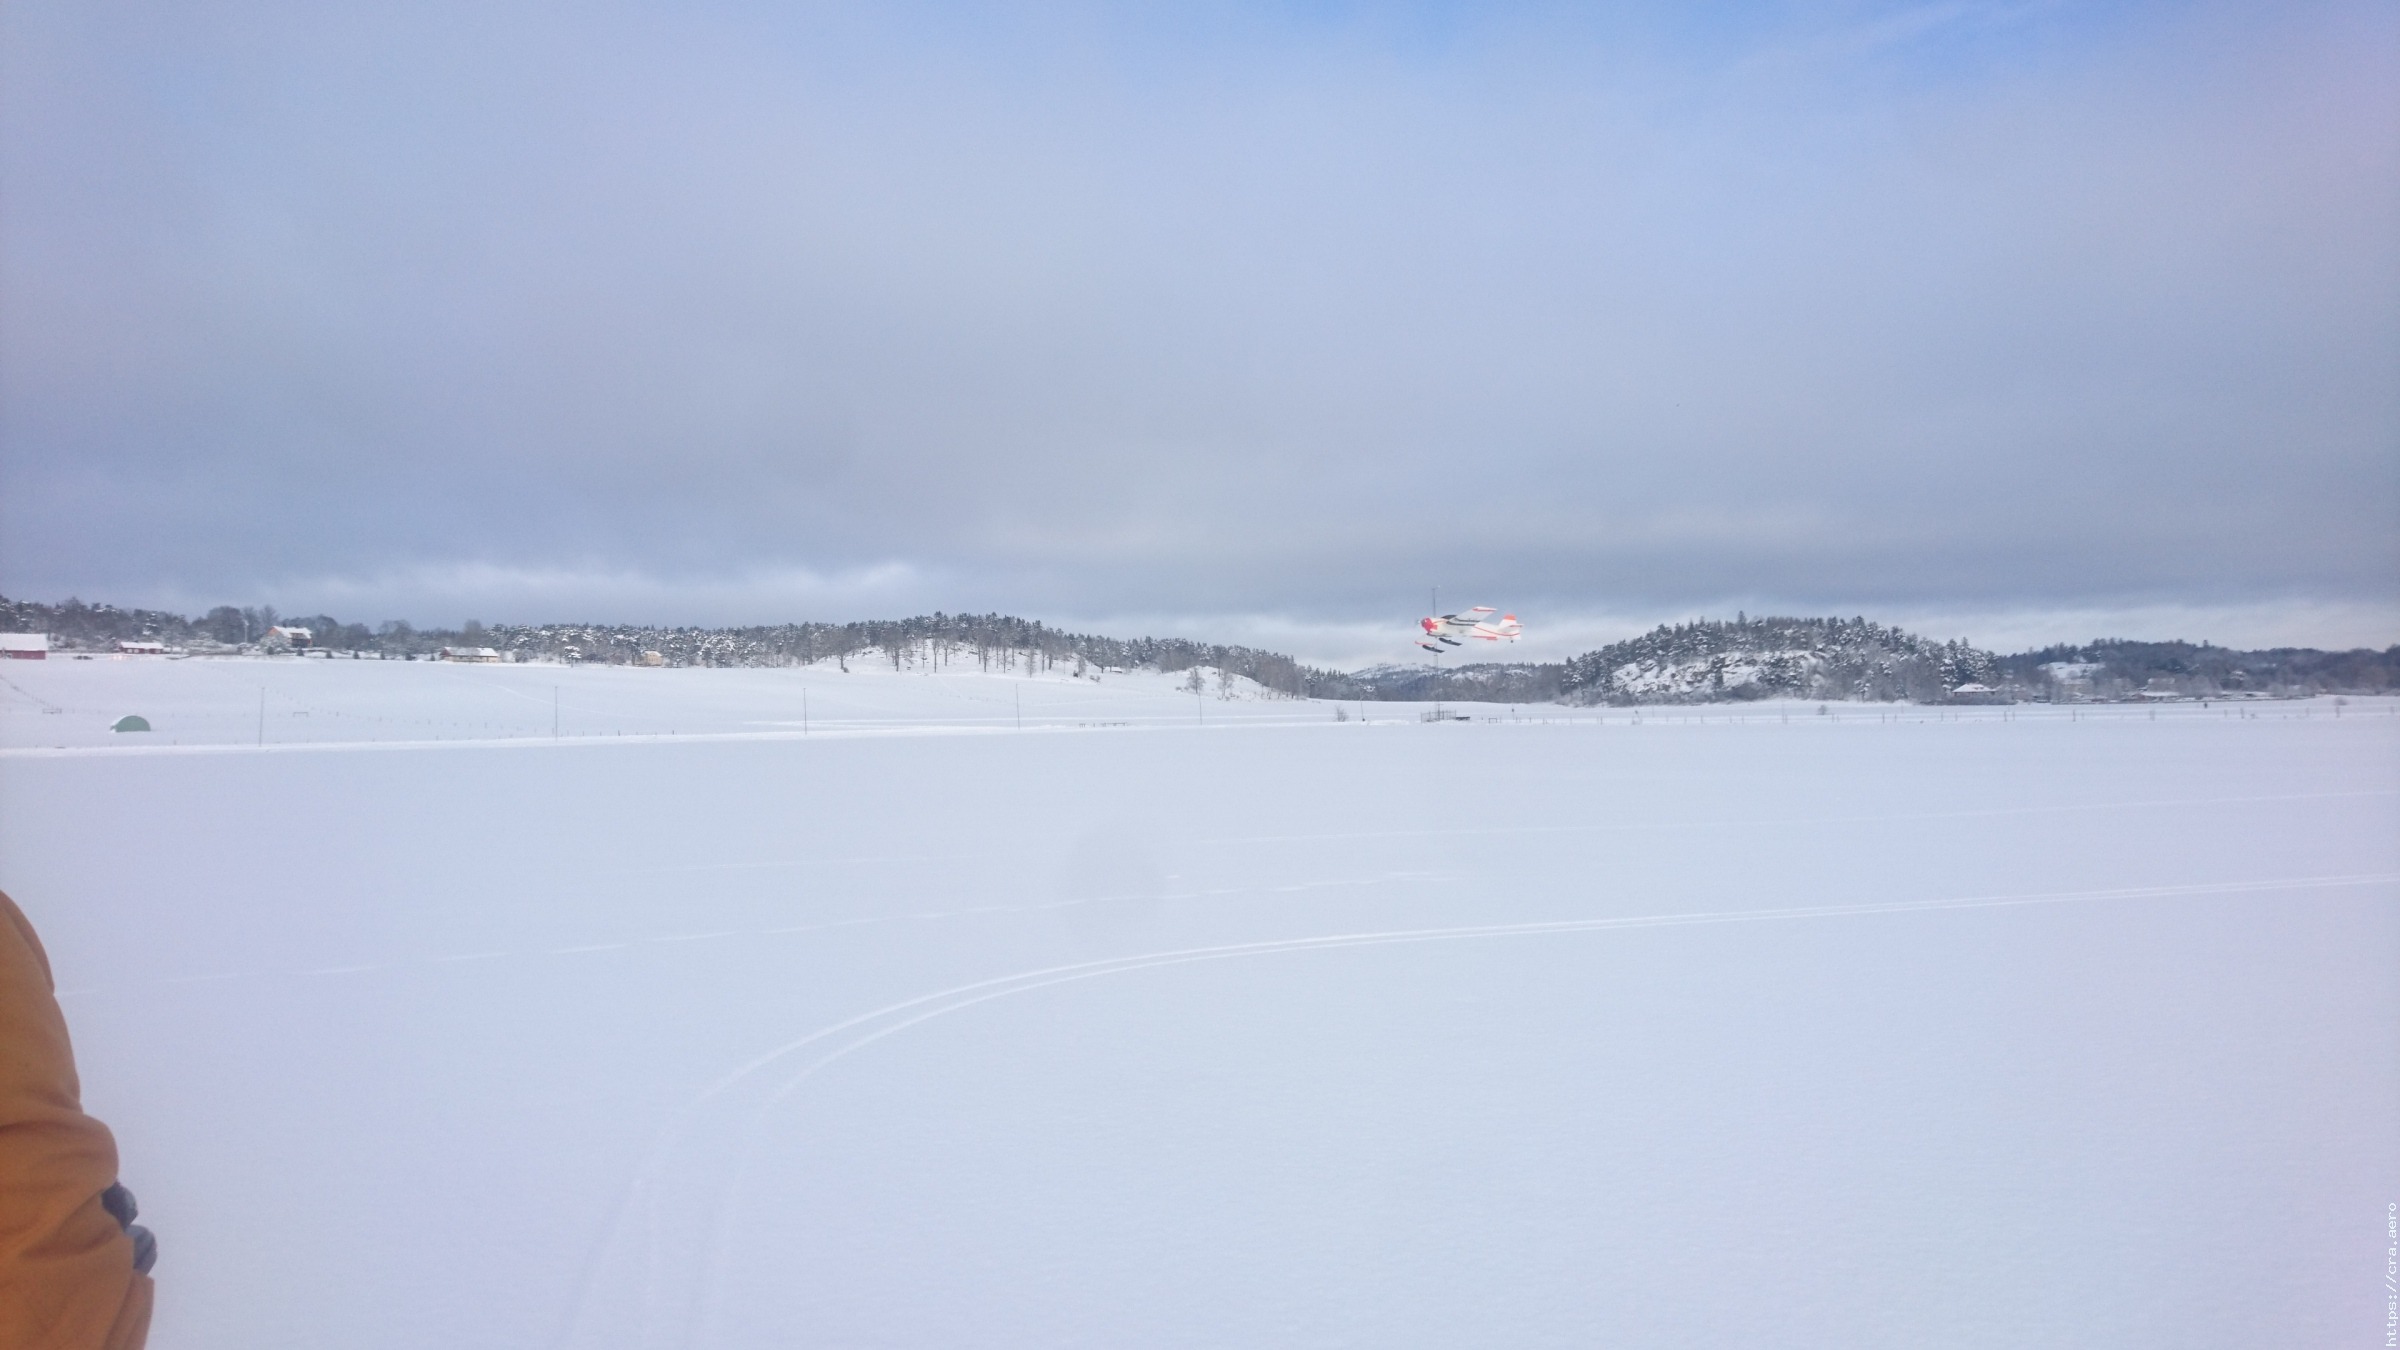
[4,1,2394,651]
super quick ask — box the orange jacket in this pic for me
[0,891,152,1350]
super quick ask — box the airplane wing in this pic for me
[1419,607,1509,652]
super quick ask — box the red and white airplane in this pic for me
[1418,607,1522,653]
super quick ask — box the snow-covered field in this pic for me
[2,658,2394,1348]
[0,652,1337,751]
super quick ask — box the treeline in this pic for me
[0,597,383,651]
[1344,617,2398,704]
[494,611,1338,697]
[0,596,1340,698]
[1331,662,1564,704]
[1996,639,2400,700]
[7,594,2393,704]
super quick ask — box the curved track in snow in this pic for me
[553,870,2399,1348]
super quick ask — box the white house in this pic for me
[436,646,504,663]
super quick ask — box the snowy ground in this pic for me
[0,652,1336,751]
[1,658,2394,1348]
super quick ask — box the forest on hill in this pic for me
[0,596,1335,696]
[5,595,2392,704]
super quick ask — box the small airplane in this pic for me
[1418,607,1522,654]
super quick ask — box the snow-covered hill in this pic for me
[1559,615,2000,704]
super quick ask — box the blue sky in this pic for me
[3,1,2394,662]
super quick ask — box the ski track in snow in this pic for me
[48,789,2397,1001]
[50,875,1431,999]
[544,870,2400,1349]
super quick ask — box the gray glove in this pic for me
[100,1182,157,1275]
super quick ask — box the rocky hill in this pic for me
[1556,616,2001,705]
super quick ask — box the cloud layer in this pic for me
[5,1,2395,651]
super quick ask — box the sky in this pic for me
[3,0,2395,667]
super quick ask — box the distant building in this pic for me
[116,640,165,655]
[437,646,504,663]
[2040,660,2102,700]
[640,650,665,667]
[263,625,315,651]
[0,633,48,660]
